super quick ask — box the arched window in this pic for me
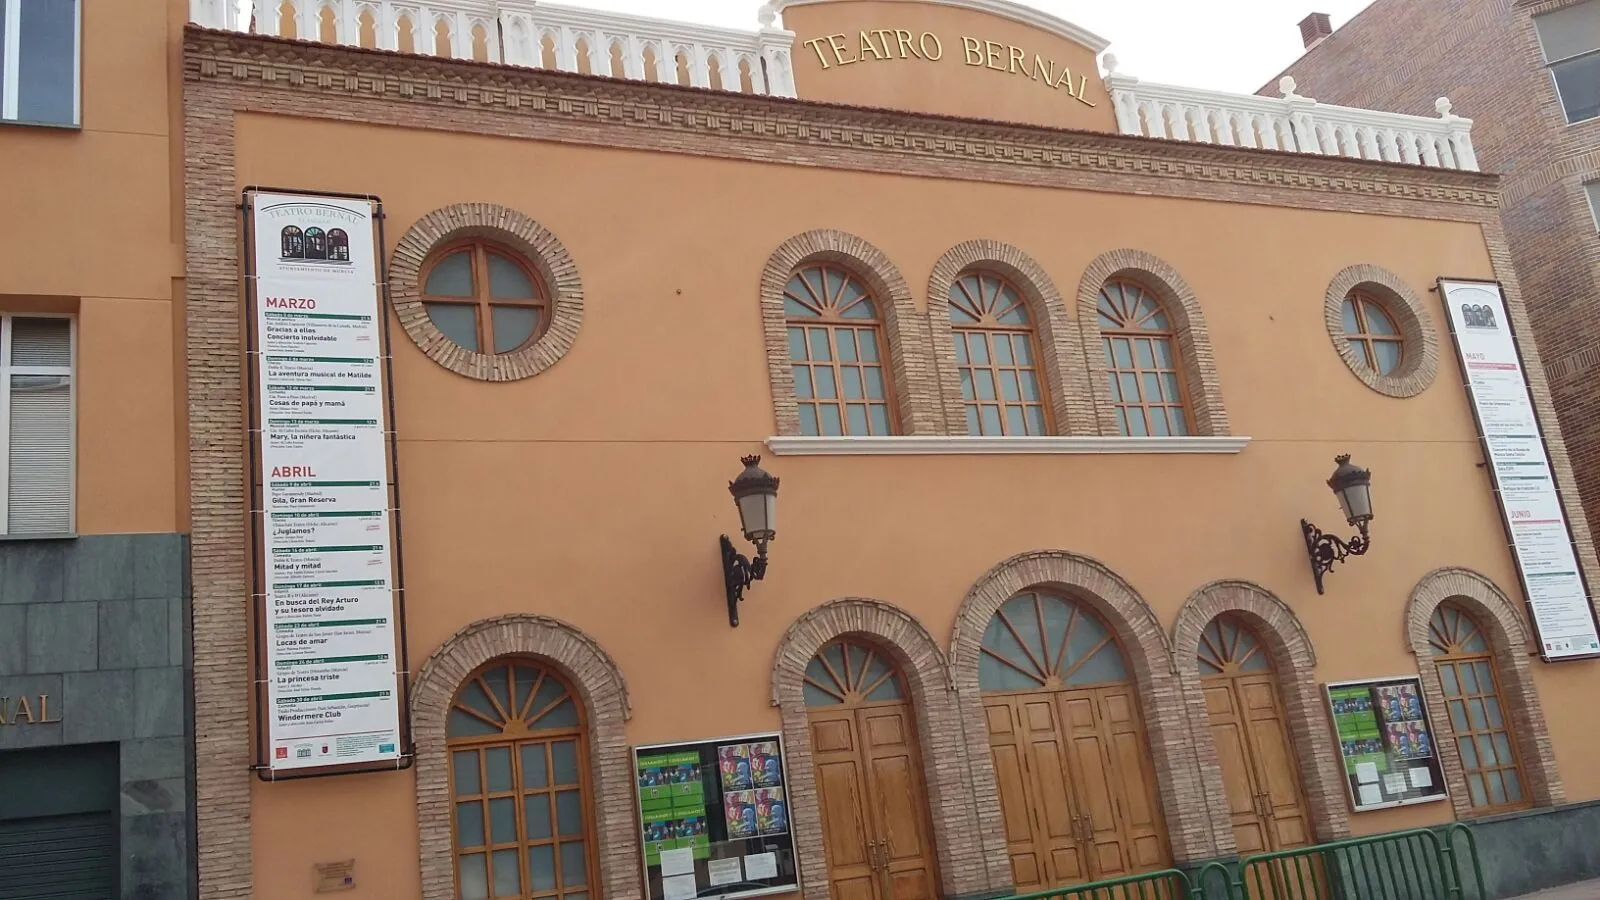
[448,661,599,900]
[803,638,905,706]
[979,591,1128,691]
[783,264,893,436]
[1097,280,1189,437]
[1197,617,1272,675]
[1428,604,1527,811]
[949,271,1048,436]
[422,241,548,356]
[1342,290,1404,376]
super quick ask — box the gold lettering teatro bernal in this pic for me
[800,28,1096,108]
[0,693,63,726]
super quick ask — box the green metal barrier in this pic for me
[990,823,1484,900]
[998,869,1193,900]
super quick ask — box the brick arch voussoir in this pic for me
[1171,581,1350,851]
[759,230,940,436]
[948,550,1211,866]
[1077,248,1228,437]
[769,598,985,900]
[1405,567,1562,812]
[411,614,639,900]
[926,240,1095,435]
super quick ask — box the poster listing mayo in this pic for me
[1440,279,1600,660]
[250,191,404,770]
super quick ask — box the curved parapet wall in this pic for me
[775,0,1118,132]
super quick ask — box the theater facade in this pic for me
[182,0,1600,898]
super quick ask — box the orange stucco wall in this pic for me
[228,109,1600,897]
[0,0,186,534]
[781,0,1115,132]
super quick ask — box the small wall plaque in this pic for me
[315,860,356,893]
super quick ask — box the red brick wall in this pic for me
[1267,0,1600,535]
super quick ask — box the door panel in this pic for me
[1200,673,1313,856]
[1060,692,1128,880]
[1203,682,1270,855]
[859,705,939,900]
[811,709,877,900]
[1239,676,1311,851]
[1097,686,1169,871]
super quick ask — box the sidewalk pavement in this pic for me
[1510,879,1600,899]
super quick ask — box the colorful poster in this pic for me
[724,791,759,838]
[749,742,783,788]
[719,744,753,791]
[1440,280,1600,660]
[754,788,787,835]
[1326,678,1447,812]
[250,191,403,772]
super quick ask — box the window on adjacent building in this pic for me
[0,0,81,127]
[1342,290,1405,376]
[1534,0,1600,124]
[1097,279,1189,437]
[1587,181,1600,230]
[783,264,893,436]
[422,241,548,356]
[949,271,1049,436]
[448,661,599,900]
[1428,603,1528,812]
[1,315,73,536]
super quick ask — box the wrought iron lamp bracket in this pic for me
[721,535,769,627]
[1302,519,1371,595]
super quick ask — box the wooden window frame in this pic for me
[421,239,550,356]
[978,591,1131,692]
[1097,279,1193,438]
[783,263,897,437]
[1197,615,1272,676]
[1342,290,1405,377]
[802,637,908,708]
[1427,605,1531,814]
[446,661,603,900]
[948,270,1052,436]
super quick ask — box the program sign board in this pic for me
[1326,677,1448,813]
[249,191,405,773]
[1439,279,1600,660]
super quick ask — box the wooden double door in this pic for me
[809,702,940,900]
[984,684,1170,891]
[1202,672,1311,855]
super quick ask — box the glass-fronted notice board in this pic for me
[633,733,798,900]
[1325,676,1449,812]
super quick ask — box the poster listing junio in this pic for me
[1439,279,1600,660]
[249,191,404,773]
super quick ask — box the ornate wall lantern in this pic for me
[1302,454,1374,595]
[722,455,779,627]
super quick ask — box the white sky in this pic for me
[569,0,1377,93]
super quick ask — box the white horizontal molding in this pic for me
[765,435,1252,456]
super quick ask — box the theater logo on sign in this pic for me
[255,198,368,270]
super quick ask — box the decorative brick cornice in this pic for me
[410,614,637,900]
[1077,249,1229,437]
[1323,264,1439,398]
[1170,581,1350,850]
[391,203,583,381]
[183,28,1503,213]
[925,240,1095,435]
[759,229,941,435]
[1404,568,1564,816]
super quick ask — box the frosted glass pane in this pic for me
[994,334,1014,366]
[426,251,475,296]
[489,797,516,843]
[980,653,1041,690]
[846,405,868,435]
[488,254,536,298]
[1341,299,1360,333]
[529,845,557,891]
[803,682,841,706]
[454,750,481,795]
[1374,340,1402,375]
[837,330,858,362]
[450,709,501,737]
[552,741,580,785]
[457,801,485,847]
[492,307,539,353]
[427,303,479,351]
[492,848,522,896]
[485,747,513,792]
[460,854,489,900]
[525,794,552,839]
[1069,643,1128,684]
[556,790,583,836]
[533,699,578,729]
[561,841,589,887]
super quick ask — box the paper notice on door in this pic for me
[1358,784,1383,807]
[1383,773,1408,796]
[1355,761,1380,784]
[663,874,699,900]
[743,852,778,880]
[1408,767,1434,789]
[660,848,695,878]
[708,858,743,886]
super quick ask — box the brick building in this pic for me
[1264,0,1600,541]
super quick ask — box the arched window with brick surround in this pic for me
[783,264,894,436]
[1427,603,1529,811]
[1096,279,1191,437]
[447,660,601,900]
[948,271,1050,436]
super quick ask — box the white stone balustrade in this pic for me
[1104,59,1479,172]
[189,0,797,98]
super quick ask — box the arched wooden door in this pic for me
[980,592,1169,891]
[805,639,940,900]
[1197,616,1311,855]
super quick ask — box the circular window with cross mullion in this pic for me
[422,240,549,356]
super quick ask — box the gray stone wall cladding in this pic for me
[1462,800,1600,899]
[0,533,195,900]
